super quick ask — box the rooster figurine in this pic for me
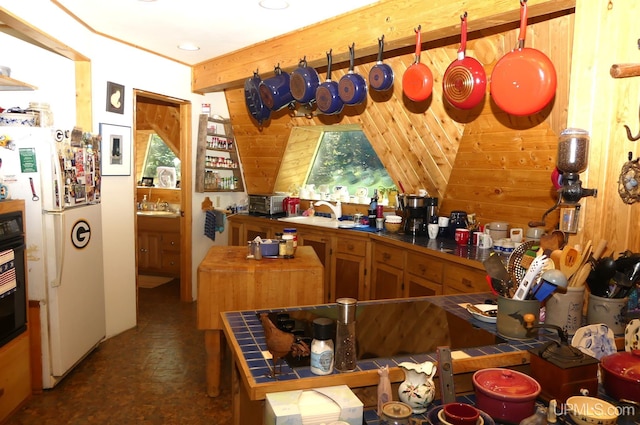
[259,313,310,378]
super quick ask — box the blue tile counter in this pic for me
[220,292,560,425]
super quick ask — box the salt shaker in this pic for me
[334,297,357,372]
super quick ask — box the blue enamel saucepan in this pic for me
[338,43,367,105]
[369,35,394,91]
[290,57,320,105]
[259,65,294,111]
[315,50,344,115]
[244,70,271,126]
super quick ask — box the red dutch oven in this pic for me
[316,50,344,115]
[473,368,541,424]
[402,26,434,102]
[600,350,640,403]
[443,12,487,109]
[490,0,557,116]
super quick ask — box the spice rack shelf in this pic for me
[195,114,245,193]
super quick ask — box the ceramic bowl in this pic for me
[385,222,402,233]
[565,396,618,425]
[600,350,640,403]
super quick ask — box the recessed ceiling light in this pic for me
[178,43,200,51]
[259,0,289,10]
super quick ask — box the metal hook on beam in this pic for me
[624,103,640,141]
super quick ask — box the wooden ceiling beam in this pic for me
[192,0,575,93]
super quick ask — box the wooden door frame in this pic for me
[133,90,193,302]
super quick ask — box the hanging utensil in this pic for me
[443,12,487,109]
[29,177,39,201]
[402,25,434,102]
[490,0,557,116]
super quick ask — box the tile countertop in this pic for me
[221,292,564,424]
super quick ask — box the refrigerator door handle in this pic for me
[46,211,66,288]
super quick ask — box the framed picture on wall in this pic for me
[100,123,131,176]
[106,81,125,114]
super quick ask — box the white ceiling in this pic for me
[55,0,380,66]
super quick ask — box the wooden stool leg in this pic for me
[204,329,221,397]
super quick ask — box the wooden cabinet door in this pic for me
[228,221,243,246]
[138,231,162,272]
[333,235,370,301]
[371,262,404,299]
[298,230,333,303]
[245,222,271,242]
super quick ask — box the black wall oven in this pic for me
[0,210,27,348]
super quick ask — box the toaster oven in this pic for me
[248,194,286,216]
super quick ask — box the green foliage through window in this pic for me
[142,134,181,183]
[306,131,394,197]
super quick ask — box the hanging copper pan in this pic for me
[443,12,487,109]
[490,0,557,116]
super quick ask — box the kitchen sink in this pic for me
[136,210,179,218]
[277,215,340,228]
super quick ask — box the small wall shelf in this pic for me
[195,114,245,193]
[0,75,37,91]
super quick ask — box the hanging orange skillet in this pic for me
[402,25,433,102]
[443,12,487,109]
[490,0,557,116]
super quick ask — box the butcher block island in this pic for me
[197,245,323,397]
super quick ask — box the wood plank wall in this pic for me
[225,13,573,232]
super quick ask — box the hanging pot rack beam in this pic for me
[192,0,576,93]
[610,63,640,78]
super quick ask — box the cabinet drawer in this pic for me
[161,233,180,251]
[373,243,405,269]
[443,264,487,293]
[336,237,367,256]
[406,252,444,283]
[162,253,181,271]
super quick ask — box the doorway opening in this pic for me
[133,90,193,306]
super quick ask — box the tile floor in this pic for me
[9,280,232,425]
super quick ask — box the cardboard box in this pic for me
[265,385,363,425]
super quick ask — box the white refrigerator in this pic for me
[0,126,105,388]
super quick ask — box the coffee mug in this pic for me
[455,228,470,245]
[427,223,439,239]
[443,403,480,425]
[479,234,493,249]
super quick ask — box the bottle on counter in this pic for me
[368,189,379,228]
[334,297,357,372]
[310,317,334,375]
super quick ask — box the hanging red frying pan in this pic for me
[490,0,557,116]
[443,12,487,109]
[402,25,433,102]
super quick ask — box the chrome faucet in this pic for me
[314,200,342,219]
